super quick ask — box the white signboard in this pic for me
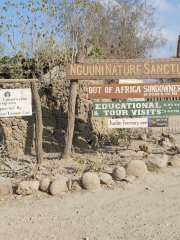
[119,79,145,101]
[108,118,148,128]
[0,88,32,117]
[119,79,144,84]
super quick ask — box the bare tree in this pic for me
[90,0,167,59]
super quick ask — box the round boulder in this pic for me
[82,172,100,190]
[170,154,180,167]
[50,177,68,196]
[146,154,168,171]
[125,160,147,177]
[99,173,113,185]
[39,178,50,192]
[112,166,126,181]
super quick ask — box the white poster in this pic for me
[119,79,145,101]
[108,118,148,128]
[0,88,32,117]
[119,79,144,84]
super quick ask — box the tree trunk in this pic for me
[177,35,180,58]
[61,80,79,159]
[62,44,93,160]
[31,81,43,164]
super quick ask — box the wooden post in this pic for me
[177,35,180,58]
[62,44,93,160]
[0,79,43,163]
[61,80,78,159]
[31,81,43,164]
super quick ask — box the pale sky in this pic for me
[149,0,180,58]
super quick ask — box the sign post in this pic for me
[0,79,43,164]
[65,56,180,152]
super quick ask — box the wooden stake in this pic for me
[177,35,180,58]
[62,44,93,160]
[61,80,78,159]
[31,81,43,164]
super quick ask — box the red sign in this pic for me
[88,82,180,99]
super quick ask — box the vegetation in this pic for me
[0,139,32,177]
[0,0,167,79]
[73,157,104,173]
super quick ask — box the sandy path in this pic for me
[1,165,180,240]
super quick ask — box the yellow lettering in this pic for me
[163,64,169,74]
[170,64,176,73]
[77,65,82,75]
[82,66,88,75]
[95,65,101,75]
[70,64,76,75]
[124,65,130,75]
[144,63,150,74]
[89,65,95,75]
[151,64,156,74]
[112,65,117,75]
[130,65,136,74]
[117,65,123,75]
[106,64,112,75]
[157,64,163,74]
[136,65,141,74]
[177,64,180,74]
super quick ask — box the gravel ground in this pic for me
[1,166,180,240]
[1,134,180,240]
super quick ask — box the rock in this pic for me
[170,154,180,167]
[17,181,39,196]
[71,181,82,191]
[0,177,12,198]
[119,150,136,157]
[82,172,100,190]
[112,166,126,181]
[124,175,135,183]
[158,138,174,148]
[138,133,147,141]
[99,173,113,185]
[125,160,147,177]
[135,151,144,157]
[50,177,68,196]
[66,179,72,190]
[146,154,168,171]
[78,122,85,132]
[162,141,174,148]
[16,194,22,199]
[39,178,50,192]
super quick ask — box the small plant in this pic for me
[97,129,134,148]
[139,144,151,154]
[0,157,31,177]
[73,157,104,174]
[0,138,32,178]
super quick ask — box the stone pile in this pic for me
[1,152,180,199]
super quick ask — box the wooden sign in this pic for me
[108,117,168,128]
[66,58,180,80]
[93,101,180,117]
[88,82,180,99]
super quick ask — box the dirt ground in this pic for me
[1,133,180,240]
